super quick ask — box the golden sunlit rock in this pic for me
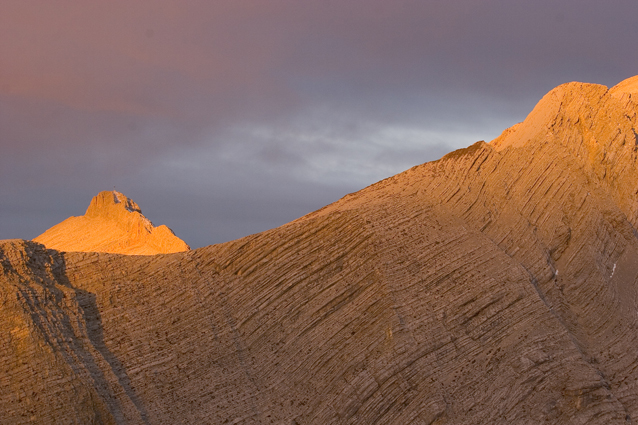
[33,190,189,255]
[3,77,638,423]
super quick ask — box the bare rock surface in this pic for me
[3,76,638,423]
[33,190,190,255]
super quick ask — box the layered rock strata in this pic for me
[2,76,638,423]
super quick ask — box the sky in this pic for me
[1,1,637,248]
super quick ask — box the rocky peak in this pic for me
[85,190,143,219]
[490,81,610,151]
[33,190,189,255]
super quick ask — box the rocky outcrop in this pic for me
[3,76,638,423]
[33,191,189,255]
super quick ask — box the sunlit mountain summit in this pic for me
[34,190,189,255]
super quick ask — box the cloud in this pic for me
[1,0,638,246]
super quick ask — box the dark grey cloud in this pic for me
[1,0,638,247]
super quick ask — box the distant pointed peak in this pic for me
[86,190,142,218]
[34,190,190,254]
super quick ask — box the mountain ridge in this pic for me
[3,76,638,424]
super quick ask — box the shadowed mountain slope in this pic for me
[33,190,190,255]
[3,76,638,424]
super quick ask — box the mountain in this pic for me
[2,76,638,424]
[33,190,190,255]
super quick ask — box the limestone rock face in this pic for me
[3,76,638,424]
[33,191,190,255]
